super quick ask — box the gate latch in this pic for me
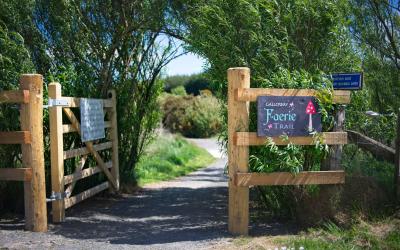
[44,98,70,108]
[46,191,70,202]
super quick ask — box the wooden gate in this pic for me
[49,82,119,223]
[0,74,47,232]
[227,67,350,235]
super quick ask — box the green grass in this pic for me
[276,219,400,250]
[135,134,215,185]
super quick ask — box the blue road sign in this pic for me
[332,72,363,90]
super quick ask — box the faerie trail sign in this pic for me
[257,96,322,137]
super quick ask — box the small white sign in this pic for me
[80,98,105,142]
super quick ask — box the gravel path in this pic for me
[0,138,298,250]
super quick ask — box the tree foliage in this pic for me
[163,73,211,95]
[348,0,400,143]
[35,0,182,179]
[170,0,361,217]
[172,0,358,98]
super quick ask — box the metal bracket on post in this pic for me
[43,98,70,108]
[46,191,70,202]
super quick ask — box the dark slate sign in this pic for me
[80,98,105,142]
[257,96,322,137]
[332,72,363,90]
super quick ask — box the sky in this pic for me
[165,52,207,76]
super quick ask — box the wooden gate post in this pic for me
[322,105,345,171]
[228,67,250,235]
[20,74,47,232]
[108,90,120,191]
[49,82,65,222]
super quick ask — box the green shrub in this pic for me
[184,77,210,95]
[161,94,222,138]
[171,85,187,96]
[163,73,211,95]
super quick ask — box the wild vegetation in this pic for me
[1,0,400,245]
[134,134,214,185]
[160,91,223,138]
[163,73,211,95]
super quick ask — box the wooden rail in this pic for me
[0,90,30,103]
[0,168,32,181]
[235,171,345,186]
[63,121,112,134]
[347,130,395,163]
[63,142,113,159]
[64,161,112,185]
[235,88,351,104]
[0,131,31,144]
[64,182,109,209]
[234,132,347,146]
[50,97,113,108]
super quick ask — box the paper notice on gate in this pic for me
[80,98,105,142]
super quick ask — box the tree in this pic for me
[170,0,360,217]
[349,0,400,113]
[0,0,37,212]
[351,0,400,69]
[170,0,358,98]
[36,0,183,180]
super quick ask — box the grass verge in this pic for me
[276,218,400,250]
[216,218,400,250]
[135,134,215,185]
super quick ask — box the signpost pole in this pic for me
[228,67,250,235]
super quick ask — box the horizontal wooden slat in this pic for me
[0,131,31,144]
[64,181,109,209]
[0,168,32,181]
[64,161,112,185]
[347,130,395,163]
[234,132,347,146]
[0,90,29,104]
[63,141,112,159]
[62,121,112,134]
[57,97,113,108]
[234,171,345,186]
[235,88,350,104]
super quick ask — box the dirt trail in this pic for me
[0,138,297,250]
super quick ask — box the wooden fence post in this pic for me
[331,105,345,170]
[322,105,345,171]
[228,67,250,235]
[19,74,47,232]
[108,89,120,191]
[49,82,65,222]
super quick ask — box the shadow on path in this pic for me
[0,138,300,249]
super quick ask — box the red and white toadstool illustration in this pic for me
[305,100,317,132]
